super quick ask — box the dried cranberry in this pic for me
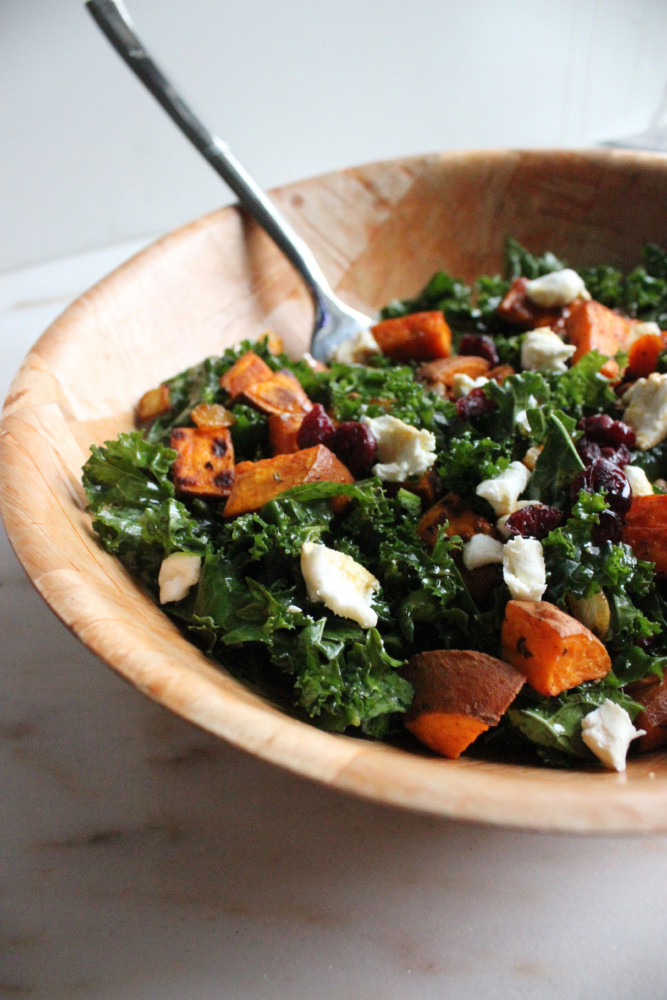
[456,386,498,421]
[331,421,378,478]
[458,334,499,366]
[571,457,632,517]
[504,504,563,539]
[577,414,636,449]
[592,509,623,544]
[576,438,631,469]
[297,403,336,450]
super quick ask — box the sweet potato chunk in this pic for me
[501,600,611,696]
[497,277,568,330]
[240,370,312,415]
[629,675,667,752]
[404,649,525,758]
[137,384,171,423]
[268,412,304,455]
[219,350,274,399]
[626,331,666,379]
[223,444,353,517]
[417,492,494,550]
[170,426,235,498]
[371,311,452,361]
[563,300,633,378]
[417,354,491,388]
[622,495,667,575]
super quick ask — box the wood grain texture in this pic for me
[3,148,667,833]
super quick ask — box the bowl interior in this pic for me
[4,148,667,833]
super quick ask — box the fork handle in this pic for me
[86,0,333,315]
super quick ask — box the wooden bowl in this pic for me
[4,148,667,833]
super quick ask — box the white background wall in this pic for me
[3,0,667,273]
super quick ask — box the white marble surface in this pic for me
[2,245,667,1000]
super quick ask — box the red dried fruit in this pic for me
[458,334,500,366]
[296,403,336,450]
[332,421,378,479]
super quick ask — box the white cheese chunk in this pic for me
[622,372,667,450]
[623,464,654,498]
[158,552,202,604]
[332,328,380,364]
[361,414,436,482]
[502,536,547,601]
[524,268,590,308]
[521,327,576,374]
[300,541,379,628]
[476,461,531,517]
[462,533,505,570]
[581,699,645,772]
[451,373,490,398]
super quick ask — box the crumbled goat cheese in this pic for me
[581,699,645,772]
[158,552,202,604]
[524,268,590,308]
[300,541,379,628]
[451,373,490,398]
[623,464,654,498]
[476,461,531,517]
[462,533,505,570]
[332,328,380,365]
[361,414,436,481]
[502,536,547,601]
[622,372,667,449]
[521,327,576,374]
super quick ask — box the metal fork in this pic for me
[85,0,373,361]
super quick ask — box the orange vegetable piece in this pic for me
[219,350,274,399]
[417,354,491,388]
[240,370,313,415]
[500,600,611,696]
[170,426,235,498]
[268,411,304,455]
[258,330,284,355]
[563,300,633,378]
[626,331,666,379]
[371,311,452,361]
[629,675,667,752]
[137,384,171,423]
[223,444,354,518]
[417,492,494,550]
[497,277,568,331]
[622,495,667,575]
[404,649,525,758]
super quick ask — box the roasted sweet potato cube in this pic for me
[563,299,633,378]
[258,330,284,355]
[223,444,354,518]
[219,350,274,399]
[170,426,235,498]
[497,276,567,330]
[417,492,494,550]
[629,675,667,752]
[371,311,452,361]
[268,412,304,455]
[241,370,313,415]
[626,331,667,379]
[501,600,611,696]
[417,354,491,388]
[137,384,171,423]
[404,649,525,758]
[622,495,667,575]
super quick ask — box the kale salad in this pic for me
[83,239,667,771]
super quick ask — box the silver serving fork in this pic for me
[85,0,373,361]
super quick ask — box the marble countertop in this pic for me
[3,244,667,1000]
